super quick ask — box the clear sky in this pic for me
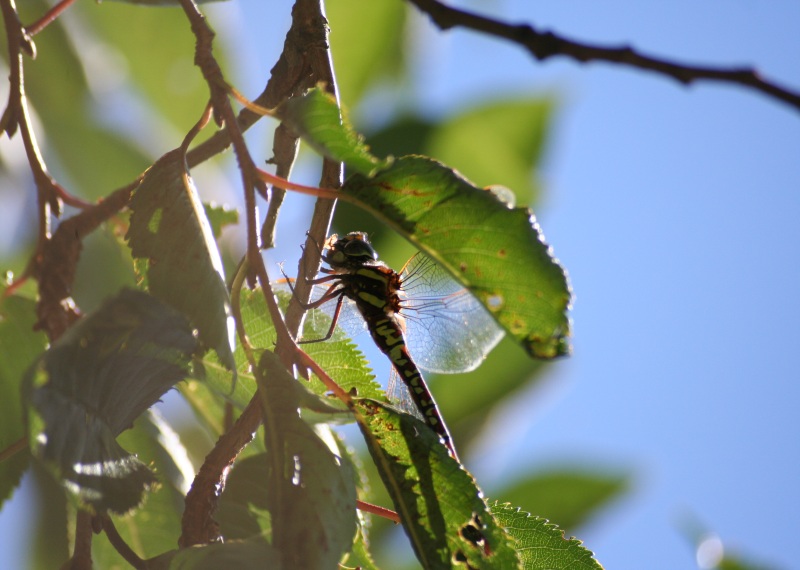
[1,1,797,568]
[404,1,800,569]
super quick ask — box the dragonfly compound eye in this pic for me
[341,232,378,262]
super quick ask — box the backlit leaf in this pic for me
[127,149,236,371]
[355,399,520,569]
[279,89,393,177]
[282,88,571,358]
[25,288,196,513]
[343,156,572,358]
[489,501,603,570]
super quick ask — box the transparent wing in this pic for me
[387,367,426,421]
[272,280,367,342]
[399,254,505,374]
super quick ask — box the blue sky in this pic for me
[416,2,800,569]
[1,1,797,568]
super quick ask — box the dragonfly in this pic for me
[294,232,504,460]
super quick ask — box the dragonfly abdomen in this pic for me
[367,315,456,457]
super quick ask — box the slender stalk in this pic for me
[406,0,800,112]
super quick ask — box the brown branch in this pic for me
[66,510,93,570]
[406,0,800,113]
[177,2,346,548]
[180,0,268,290]
[25,0,77,37]
[34,180,140,341]
[178,397,263,547]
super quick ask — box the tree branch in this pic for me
[406,0,800,113]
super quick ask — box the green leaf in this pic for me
[186,286,380,438]
[356,399,520,569]
[203,202,239,239]
[342,156,572,359]
[25,288,197,513]
[342,524,380,570]
[497,470,630,532]
[489,502,604,570]
[0,292,46,507]
[326,0,408,105]
[282,89,570,358]
[257,351,358,569]
[92,409,194,566]
[127,149,236,371]
[279,89,393,177]
[78,2,217,134]
[215,453,273,540]
[426,98,553,205]
[168,537,279,570]
[12,1,152,200]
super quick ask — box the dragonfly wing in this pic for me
[386,367,425,421]
[400,254,505,374]
[272,280,367,342]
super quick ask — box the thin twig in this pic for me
[406,0,800,113]
[100,516,146,570]
[67,510,93,570]
[24,0,77,37]
[180,0,269,289]
[0,436,27,463]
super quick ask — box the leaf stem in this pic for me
[24,0,77,37]
[0,436,27,462]
[100,516,146,570]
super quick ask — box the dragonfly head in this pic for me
[324,232,379,270]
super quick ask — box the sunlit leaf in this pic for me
[0,292,45,508]
[356,399,520,569]
[283,88,571,358]
[25,288,197,513]
[279,89,393,177]
[489,501,604,570]
[341,524,380,570]
[343,156,572,359]
[186,286,379,438]
[127,149,236,371]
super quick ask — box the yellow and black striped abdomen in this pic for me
[367,316,449,442]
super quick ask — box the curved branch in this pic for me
[407,0,800,113]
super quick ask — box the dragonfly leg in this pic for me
[297,293,346,345]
